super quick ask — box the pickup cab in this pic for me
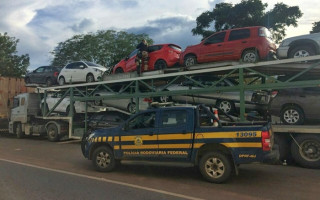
[81,105,275,183]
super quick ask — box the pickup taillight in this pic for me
[262,130,271,151]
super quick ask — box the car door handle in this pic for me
[217,44,222,47]
[242,41,247,43]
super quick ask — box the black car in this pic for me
[86,111,130,133]
[25,66,62,86]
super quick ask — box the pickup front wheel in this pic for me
[92,146,116,172]
[199,151,233,183]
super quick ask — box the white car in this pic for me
[277,32,320,59]
[41,93,106,115]
[58,61,108,85]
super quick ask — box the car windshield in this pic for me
[84,62,105,68]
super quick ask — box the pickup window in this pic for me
[161,110,187,127]
[128,111,156,130]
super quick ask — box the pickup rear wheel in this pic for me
[199,151,232,183]
[92,146,116,172]
[47,123,59,142]
[291,135,320,169]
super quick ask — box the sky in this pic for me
[0,0,319,70]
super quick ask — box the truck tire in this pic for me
[291,134,320,169]
[15,123,24,139]
[47,123,60,142]
[92,146,116,172]
[199,151,233,183]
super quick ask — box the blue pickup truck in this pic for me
[81,105,276,183]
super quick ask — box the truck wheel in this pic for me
[15,123,24,139]
[291,134,320,169]
[92,146,116,172]
[199,151,233,183]
[47,124,59,142]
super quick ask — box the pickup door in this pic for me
[119,108,194,161]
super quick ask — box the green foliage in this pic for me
[51,30,153,67]
[192,0,302,43]
[0,32,29,77]
[310,21,320,33]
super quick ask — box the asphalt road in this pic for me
[0,134,320,200]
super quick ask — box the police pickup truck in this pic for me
[81,105,275,183]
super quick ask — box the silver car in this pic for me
[93,90,151,114]
[277,33,320,59]
[156,75,269,115]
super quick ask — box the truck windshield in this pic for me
[13,98,19,108]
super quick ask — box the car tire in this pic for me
[242,49,259,63]
[184,55,197,68]
[86,74,95,83]
[280,105,305,125]
[92,146,116,172]
[47,123,60,142]
[291,134,320,169]
[115,68,124,74]
[59,77,65,86]
[46,78,53,87]
[216,100,235,115]
[199,151,233,183]
[15,123,24,139]
[127,102,136,114]
[154,60,167,70]
[289,46,316,58]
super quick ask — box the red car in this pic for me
[113,44,181,73]
[180,26,276,67]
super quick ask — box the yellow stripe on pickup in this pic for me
[196,131,262,138]
[194,142,262,148]
[121,135,157,141]
[158,133,192,140]
[159,144,191,149]
[121,144,158,150]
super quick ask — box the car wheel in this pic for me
[115,68,124,74]
[199,151,233,183]
[291,134,320,168]
[94,95,102,106]
[59,77,65,86]
[15,123,24,139]
[280,105,304,125]
[46,78,53,87]
[47,123,60,142]
[289,46,315,58]
[242,49,259,63]
[216,100,235,115]
[184,55,197,67]
[154,60,167,70]
[86,74,95,83]
[25,77,31,84]
[127,102,136,114]
[92,146,116,172]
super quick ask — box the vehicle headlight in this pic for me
[279,40,290,47]
[94,68,103,73]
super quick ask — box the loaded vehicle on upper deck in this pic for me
[112,43,181,73]
[25,66,62,87]
[180,26,276,67]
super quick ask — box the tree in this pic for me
[0,32,29,77]
[310,21,320,33]
[51,30,153,67]
[192,0,302,43]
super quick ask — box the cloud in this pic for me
[70,18,95,32]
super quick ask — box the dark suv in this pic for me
[25,66,62,86]
[180,26,276,67]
